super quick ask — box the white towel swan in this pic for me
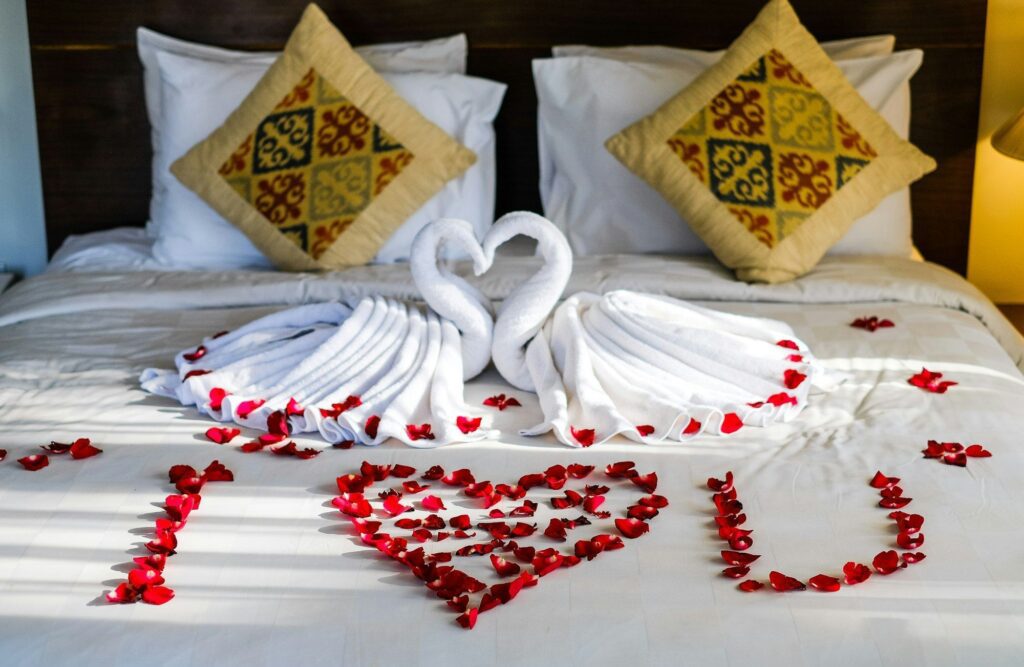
[140,218,495,447]
[481,211,830,447]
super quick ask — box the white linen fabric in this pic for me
[550,34,896,64]
[535,48,921,257]
[482,213,831,446]
[141,30,504,269]
[0,256,1022,666]
[139,220,495,446]
[46,227,165,273]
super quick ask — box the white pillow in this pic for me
[551,34,895,65]
[536,47,922,258]
[138,29,502,269]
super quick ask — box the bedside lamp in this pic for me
[992,106,1024,160]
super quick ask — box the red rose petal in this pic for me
[722,566,750,578]
[630,472,658,494]
[128,566,164,590]
[203,460,234,482]
[204,427,240,444]
[0,449,5,461]
[870,471,900,488]
[897,532,925,549]
[106,582,138,604]
[605,461,637,479]
[965,444,992,458]
[636,424,655,437]
[141,585,175,605]
[683,418,701,435]
[236,399,265,419]
[183,345,206,362]
[570,426,596,447]
[879,496,913,509]
[456,416,482,434]
[18,454,49,471]
[615,518,650,539]
[364,415,381,439]
[738,580,764,592]
[809,574,841,592]
[456,608,478,629]
[406,423,435,442]
[382,495,412,517]
[208,387,228,411]
[41,441,72,454]
[421,495,445,511]
[183,369,210,380]
[903,552,927,565]
[490,554,521,577]
[842,561,872,585]
[707,471,734,493]
[776,339,799,350]
[783,369,807,390]
[769,571,806,592]
[872,550,904,575]
[721,550,761,566]
[720,412,743,434]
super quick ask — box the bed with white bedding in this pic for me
[1,253,1023,666]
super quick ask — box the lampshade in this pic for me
[992,106,1024,161]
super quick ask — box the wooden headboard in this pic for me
[27,0,986,274]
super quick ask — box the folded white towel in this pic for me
[140,219,495,447]
[482,211,836,447]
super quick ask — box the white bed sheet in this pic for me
[1,255,1023,666]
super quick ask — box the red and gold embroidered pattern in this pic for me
[666,49,876,248]
[219,68,414,260]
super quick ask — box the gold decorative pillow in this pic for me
[605,0,936,283]
[171,4,476,270]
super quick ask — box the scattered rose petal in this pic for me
[406,423,435,442]
[570,427,595,447]
[872,550,904,575]
[965,444,991,458]
[783,369,807,390]
[483,394,521,411]
[364,415,380,439]
[630,472,658,494]
[456,416,482,434]
[903,552,927,565]
[897,532,925,549]
[870,471,900,488]
[236,399,265,419]
[615,518,650,539]
[636,424,655,437]
[722,566,749,578]
[809,574,841,592]
[908,368,957,393]
[208,387,228,411]
[851,316,895,332]
[490,554,521,577]
[738,579,764,592]
[769,571,806,592]
[205,427,240,444]
[422,495,446,511]
[683,418,701,435]
[18,454,49,471]
[720,412,743,434]
[721,551,761,566]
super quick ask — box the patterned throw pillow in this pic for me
[171,4,476,270]
[605,0,935,283]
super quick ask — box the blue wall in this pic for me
[0,0,47,278]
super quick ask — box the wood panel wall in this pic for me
[27,0,986,273]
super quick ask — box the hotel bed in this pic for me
[2,252,1023,665]
[6,0,1023,665]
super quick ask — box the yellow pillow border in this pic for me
[171,3,476,271]
[605,0,936,283]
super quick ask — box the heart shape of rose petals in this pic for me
[331,460,665,629]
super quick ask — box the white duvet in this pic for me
[1,255,1023,666]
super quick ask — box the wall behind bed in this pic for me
[0,0,47,278]
[26,0,986,277]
